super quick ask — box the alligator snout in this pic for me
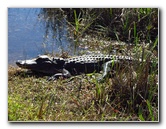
[16,60,23,67]
[16,59,37,69]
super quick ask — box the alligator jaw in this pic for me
[16,55,51,69]
[16,59,37,69]
[15,55,64,75]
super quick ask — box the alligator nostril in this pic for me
[16,60,23,66]
[16,60,20,64]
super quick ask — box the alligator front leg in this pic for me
[47,69,71,81]
[98,60,119,82]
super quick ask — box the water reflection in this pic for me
[8,8,72,65]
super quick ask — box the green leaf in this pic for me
[138,106,145,121]
[74,10,79,32]
[134,21,136,38]
[146,100,155,121]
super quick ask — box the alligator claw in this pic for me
[47,76,57,81]
[15,54,144,82]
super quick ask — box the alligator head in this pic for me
[16,55,65,75]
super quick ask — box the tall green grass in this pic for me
[8,8,158,121]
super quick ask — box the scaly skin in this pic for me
[16,54,134,81]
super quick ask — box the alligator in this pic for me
[16,54,137,81]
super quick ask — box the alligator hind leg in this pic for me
[47,69,71,81]
[98,60,119,82]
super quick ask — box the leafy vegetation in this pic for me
[39,8,158,44]
[8,8,158,121]
[8,50,158,121]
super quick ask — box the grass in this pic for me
[8,49,158,121]
[39,8,158,57]
[54,8,158,44]
[8,8,158,121]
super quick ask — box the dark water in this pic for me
[8,8,72,65]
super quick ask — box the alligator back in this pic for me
[64,54,132,75]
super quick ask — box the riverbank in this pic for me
[8,58,158,121]
[8,8,158,121]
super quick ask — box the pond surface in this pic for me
[8,8,73,65]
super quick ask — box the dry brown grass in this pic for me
[8,54,158,121]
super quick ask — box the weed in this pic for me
[8,8,158,121]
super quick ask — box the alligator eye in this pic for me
[36,58,42,62]
[36,57,50,63]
